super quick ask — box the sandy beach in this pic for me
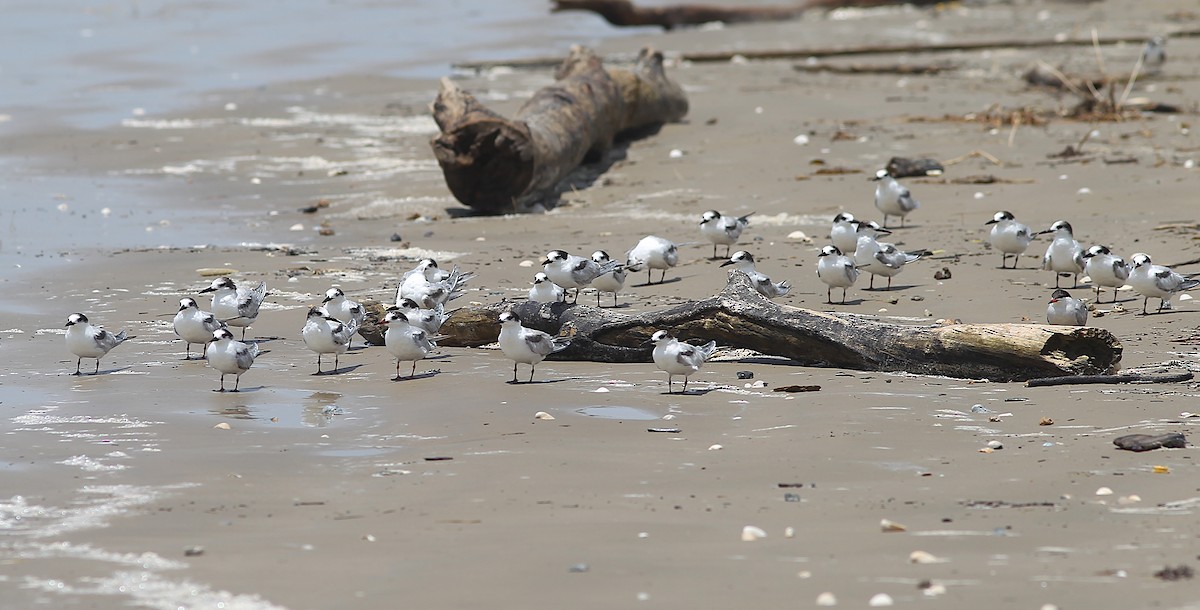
[2,0,1200,608]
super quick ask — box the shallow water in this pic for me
[0,0,646,269]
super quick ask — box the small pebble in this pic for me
[568,563,589,573]
[784,493,801,502]
[934,267,952,280]
[736,370,754,379]
[1039,417,1054,426]
[970,404,992,413]
[389,233,403,242]
[183,546,204,557]
[987,440,1003,450]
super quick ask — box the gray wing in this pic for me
[412,329,437,352]
[1112,259,1130,282]
[330,321,353,346]
[876,248,903,269]
[524,331,556,357]
[675,344,697,366]
[1073,303,1088,326]
[202,314,224,333]
[1155,269,1184,292]
[94,328,126,351]
[234,343,257,370]
[238,282,267,317]
[897,188,918,211]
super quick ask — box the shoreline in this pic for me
[4,0,1200,607]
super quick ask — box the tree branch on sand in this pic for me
[403,273,1122,383]
[429,46,687,214]
[549,0,948,29]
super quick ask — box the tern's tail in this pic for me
[550,337,572,353]
[1181,279,1200,292]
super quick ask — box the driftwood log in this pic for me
[430,46,687,213]
[551,0,948,29]
[417,273,1122,382]
[551,0,805,29]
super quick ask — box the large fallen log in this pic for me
[551,0,805,29]
[430,46,687,213]
[425,273,1122,382]
[551,0,954,29]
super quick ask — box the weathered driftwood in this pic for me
[551,0,805,29]
[430,46,687,213]
[1026,371,1193,388]
[427,273,1122,382]
[551,0,958,29]
[454,29,1200,73]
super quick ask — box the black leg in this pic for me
[411,361,417,377]
[511,361,518,383]
[827,286,833,304]
[682,376,689,394]
[94,360,100,375]
[216,373,226,392]
[232,375,241,392]
[333,353,340,373]
[869,275,875,290]
[395,358,402,381]
[528,364,536,383]
[240,327,247,340]
[841,288,848,305]
[75,358,83,375]
[316,353,323,374]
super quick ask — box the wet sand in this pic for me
[3,0,1200,608]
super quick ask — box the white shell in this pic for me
[909,550,946,564]
[880,518,907,532]
[922,583,947,596]
[987,440,1003,450]
[784,526,795,538]
[534,411,555,420]
[708,444,723,451]
[1095,486,1114,496]
[213,422,232,430]
[816,592,837,606]
[868,593,894,607]
[741,525,767,541]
